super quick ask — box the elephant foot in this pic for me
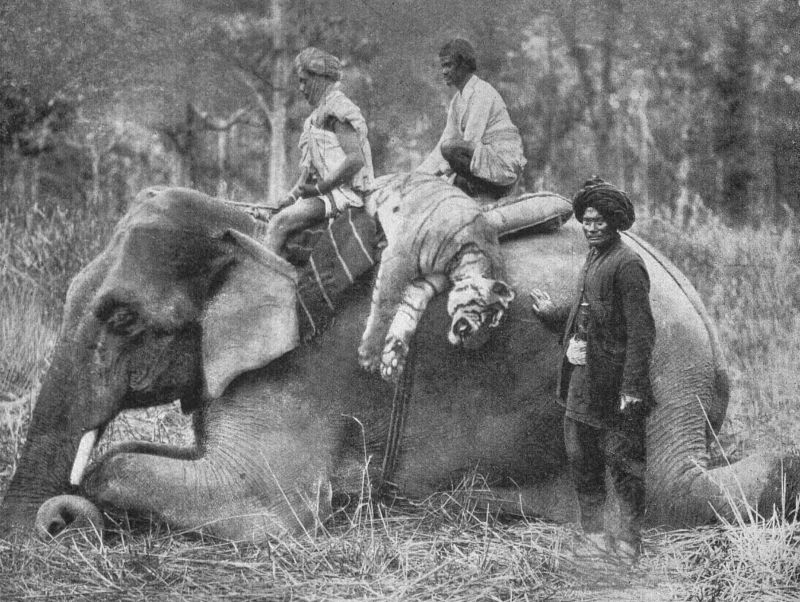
[35,495,104,542]
[380,337,408,382]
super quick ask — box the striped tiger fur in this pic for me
[359,173,515,382]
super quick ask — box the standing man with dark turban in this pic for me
[530,177,655,563]
[416,38,526,200]
[264,47,374,253]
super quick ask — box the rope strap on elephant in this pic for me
[378,342,416,495]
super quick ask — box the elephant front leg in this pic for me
[81,421,336,543]
[82,451,212,532]
[81,450,315,541]
[381,274,448,382]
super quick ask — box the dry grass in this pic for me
[0,482,688,602]
[3,202,800,600]
[0,284,56,399]
[659,511,800,602]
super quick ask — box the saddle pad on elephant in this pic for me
[250,185,569,342]
[292,208,380,340]
[483,192,573,238]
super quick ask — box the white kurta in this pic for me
[417,75,526,186]
[299,84,374,213]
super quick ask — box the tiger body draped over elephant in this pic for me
[359,173,514,381]
[1,182,798,544]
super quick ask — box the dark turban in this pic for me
[572,176,635,231]
[294,47,342,81]
[439,38,477,72]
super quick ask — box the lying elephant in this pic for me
[1,186,797,543]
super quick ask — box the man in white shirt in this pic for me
[264,47,374,254]
[416,39,526,200]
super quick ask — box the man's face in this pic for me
[298,71,312,102]
[440,55,471,89]
[582,206,614,248]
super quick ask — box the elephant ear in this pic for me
[202,230,299,399]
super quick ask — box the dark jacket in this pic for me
[557,235,656,417]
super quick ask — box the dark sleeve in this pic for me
[536,300,573,337]
[617,259,655,398]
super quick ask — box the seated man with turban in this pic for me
[416,38,526,201]
[264,47,374,254]
[530,177,655,564]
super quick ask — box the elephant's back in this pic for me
[500,222,727,426]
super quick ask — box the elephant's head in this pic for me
[446,276,515,349]
[0,188,298,538]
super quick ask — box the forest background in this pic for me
[2,0,799,309]
[1,1,800,599]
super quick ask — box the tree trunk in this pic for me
[216,130,228,198]
[596,0,622,178]
[265,0,290,208]
[89,141,101,206]
[630,71,651,209]
[557,0,622,178]
[714,12,754,223]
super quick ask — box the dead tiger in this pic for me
[359,173,515,382]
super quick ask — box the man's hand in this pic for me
[279,191,299,208]
[442,134,472,153]
[530,289,557,320]
[619,393,643,414]
[298,182,325,198]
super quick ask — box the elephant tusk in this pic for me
[69,429,98,486]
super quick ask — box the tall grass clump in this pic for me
[662,479,800,602]
[1,203,119,318]
[636,210,800,453]
[0,187,120,486]
[0,283,55,399]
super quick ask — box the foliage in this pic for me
[1,200,120,316]
[2,1,799,222]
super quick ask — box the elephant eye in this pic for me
[108,307,140,336]
[96,300,141,337]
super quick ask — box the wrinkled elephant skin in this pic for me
[1,186,797,543]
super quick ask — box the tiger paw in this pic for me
[357,342,381,373]
[381,338,408,382]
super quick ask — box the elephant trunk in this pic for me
[0,343,103,538]
[35,494,104,541]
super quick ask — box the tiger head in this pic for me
[446,276,515,349]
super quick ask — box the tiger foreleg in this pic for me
[381,274,449,382]
[359,260,415,372]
